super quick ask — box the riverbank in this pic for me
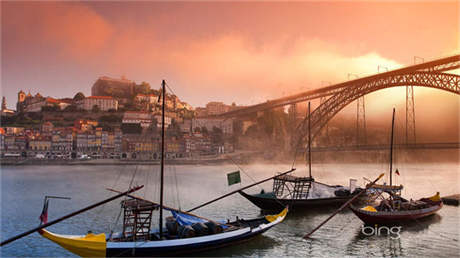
[0,158,234,166]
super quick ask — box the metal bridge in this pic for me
[213,54,460,150]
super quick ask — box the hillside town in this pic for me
[0,76,245,161]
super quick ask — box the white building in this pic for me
[25,98,70,112]
[123,111,153,128]
[153,114,172,128]
[77,96,118,111]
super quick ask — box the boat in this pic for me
[240,102,365,211]
[26,80,288,257]
[349,108,443,225]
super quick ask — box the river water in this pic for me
[1,161,459,257]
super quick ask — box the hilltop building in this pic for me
[1,97,15,116]
[76,96,118,111]
[91,76,135,106]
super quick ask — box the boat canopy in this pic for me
[368,184,403,191]
[274,174,314,183]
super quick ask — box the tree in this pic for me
[99,114,121,123]
[201,126,208,135]
[211,126,224,145]
[73,92,85,102]
[41,104,60,112]
[167,119,182,138]
[64,105,78,112]
[135,82,151,95]
[121,123,142,134]
[92,105,100,113]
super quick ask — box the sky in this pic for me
[1,1,459,140]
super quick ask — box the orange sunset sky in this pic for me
[1,1,459,140]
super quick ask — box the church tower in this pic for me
[17,90,26,112]
[1,96,6,111]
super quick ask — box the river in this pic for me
[1,161,459,257]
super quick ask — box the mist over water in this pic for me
[1,154,459,257]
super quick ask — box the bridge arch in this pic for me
[294,71,460,149]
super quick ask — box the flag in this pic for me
[39,199,49,224]
[227,171,241,186]
[395,169,400,176]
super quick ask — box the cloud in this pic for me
[133,35,403,105]
[3,2,114,59]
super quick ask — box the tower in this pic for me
[18,90,26,103]
[17,90,26,112]
[356,96,367,146]
[2,96,6,111]
[406,85,416,144]
[320,97,330,145]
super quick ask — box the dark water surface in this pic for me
[1,162,459,257]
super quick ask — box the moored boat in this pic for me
[38,205,288,257]
[0,80,289,257]
[240,102,364,211]
[350,192,443,225]
[349,108,443,225]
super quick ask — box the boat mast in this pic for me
[159,80,166,238]
[389,108,395,187]
[307,102,312,178]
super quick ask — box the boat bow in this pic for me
[39,229,106,257]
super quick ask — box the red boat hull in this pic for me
[349,202,443,225]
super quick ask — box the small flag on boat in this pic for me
[395,169,400,176]
[39,199,49,224]
[227,171,241,186]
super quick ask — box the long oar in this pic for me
[303,173,384,239]
[105,188,230,227]
[0,185,144,247]
[187,168,296,212]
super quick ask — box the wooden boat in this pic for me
[240,102,364,211]
[31,80,288,257]
[38,207,288,257]
[239,177,363,211]
[349,108,442,225]
[350,192,443,225]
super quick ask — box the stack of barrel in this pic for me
[166,217,224,238]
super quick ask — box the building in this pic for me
[29,136,52,152]
[76,96,118,111]
[0,128,5,152]
[153,114,172,128]
[74,119,98,132]
[192,118,234,135]
[51,132,73,152]
[91,76,135,99]
[75,132,89,153]
[122,111,153,128]
[41,122,54,134]
[205,102,231,115]
[1,97,15,116]
[5,127,24,135]
[24,97,69,112]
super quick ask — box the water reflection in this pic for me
[1,163,459,257]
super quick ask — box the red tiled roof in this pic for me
[87,96,114,100]
[45,97,60,103]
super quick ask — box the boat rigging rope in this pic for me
[93,164,126,230]
[128,165,139,190]
[227,155,287,207]
[173,165,181,210]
